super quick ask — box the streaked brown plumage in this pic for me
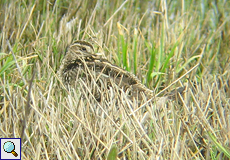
[59,40,183,101]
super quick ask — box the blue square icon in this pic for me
[0,138,21,160]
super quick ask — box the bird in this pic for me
[58,40,184,102]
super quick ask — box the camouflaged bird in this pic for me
[58,40,183,101]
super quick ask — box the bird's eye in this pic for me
[80,47,87,51]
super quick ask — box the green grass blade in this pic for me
[146,41,156,84]
[121,35,128,71]
[107,145,117,160]
[176,55,201,73]
[132,28,138,74]
[0,54,15,76]
[161,40,180,73]
[208,131,230,159]
[117,22,129,71]
[154,23,165,87]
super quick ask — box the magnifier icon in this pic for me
[3,141,18,157]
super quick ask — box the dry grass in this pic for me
[0,0,230,159]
